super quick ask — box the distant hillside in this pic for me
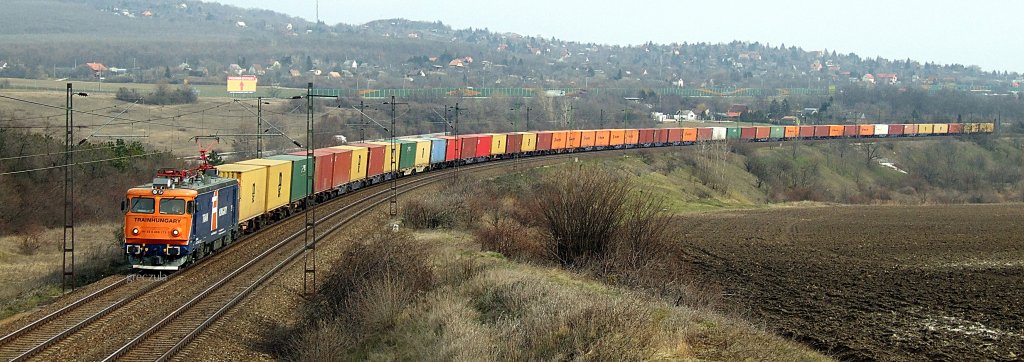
[1,0,1023,128]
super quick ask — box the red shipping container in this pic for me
[322,148,353,187]
[904,124,919,135]
[799,126,815,138]
[740,127,756,140]
[948,123,963,134]
[536,132,553,151]
[843,125,858,137]
[346,143,385,178]
[436,136,460,161]
[667,128,683,142]
[473,134,492,157]
[638,129,655,144]
[813,126,830,137]
[506,133,523,153]
[289,149,334,193]
[755,127,770,139]
[888,124,904,136]
[655,129,669,143]
[696,128,713,141]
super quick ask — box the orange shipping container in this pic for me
[595,130,610,146]
[828,125,843,137]
[566,131,582,148]
[551,131,568,149]
[784,126,799,138]
[580,130,596,147]
[682,128,697,142]
[858,125,874,136]
[609,129,626,145]
[623,129,639,145]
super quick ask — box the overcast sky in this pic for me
[212,0,1021,73]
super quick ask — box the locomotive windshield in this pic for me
[159,199,186,215]
[130,197,155,213]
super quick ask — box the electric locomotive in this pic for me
[123,163,238,271]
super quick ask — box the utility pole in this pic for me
[63,83,76,292]
[525,106,531,132]
[383,96,407,217]
[303,82,316,297]
[452,103,462,181]
[600,109,605,128]
[257,97,264,157]
[359,100,366,141]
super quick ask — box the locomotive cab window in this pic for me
[160,199,186,215]
[130,197,155,213]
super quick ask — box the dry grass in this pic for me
[269,224,828,361]
[0,223,125,319]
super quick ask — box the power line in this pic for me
[0,150,168,176]
[0,93,240,131]
[0,145,120,161]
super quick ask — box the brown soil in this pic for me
[676,204,1024,361]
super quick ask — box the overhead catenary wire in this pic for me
[0,93,240,131]
[0,150,169,176]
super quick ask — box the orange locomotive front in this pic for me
[123,168,239,271]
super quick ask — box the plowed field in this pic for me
[677,204,1023,361]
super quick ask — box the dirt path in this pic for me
[676,204,1024,361]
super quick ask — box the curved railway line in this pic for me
[0,151,587,361]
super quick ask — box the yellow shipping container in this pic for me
[330,145,369,182]
[217,163,269,222]
[489,133,508,155]
[519,132,537,152]
[933,124,949,134]
[918,124,934,134]
[365,141,401,173]
[236,159,292,212]
[980,123,995,133]
[404,139,432,167]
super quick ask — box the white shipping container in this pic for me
[873,124,888,136]
[711,127,727,140]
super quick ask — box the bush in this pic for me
[308,213,433,333]
[531,167,631,267]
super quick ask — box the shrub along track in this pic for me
[0,149,608,361]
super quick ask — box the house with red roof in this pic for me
[726,104,749,118]
[85,63,107,77]
[875,73,898,84]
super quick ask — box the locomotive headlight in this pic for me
[132,228,140,235]
[171,229,180,237]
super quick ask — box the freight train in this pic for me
[123,122,995,270]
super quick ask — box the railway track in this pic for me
[0,153,577,361]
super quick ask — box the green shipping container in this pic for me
[267,154,312,203]
[770,126,785,139]
[726,127,741,139]
[395,140,417,170]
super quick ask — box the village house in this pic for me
[726,104,749,118]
